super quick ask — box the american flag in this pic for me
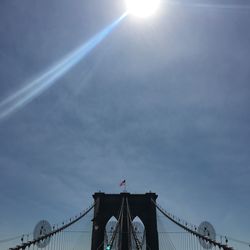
[119,179,126,187]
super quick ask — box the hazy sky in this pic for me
[0,0,250,249]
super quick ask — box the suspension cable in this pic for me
[108,197,125,249]
[126,201,131,249]
[152,199,234,250]
[126,198,142,250]
[9,204,95,250]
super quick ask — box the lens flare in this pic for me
[0,13,127,120]
[125,0,160,18]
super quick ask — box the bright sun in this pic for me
[125,0,160,18]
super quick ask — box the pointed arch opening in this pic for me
[132,216,146,250]
[104,216,118,249]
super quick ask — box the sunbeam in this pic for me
[0,13,127,120]
[166,0,250,10]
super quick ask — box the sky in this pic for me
[0,0,250,249]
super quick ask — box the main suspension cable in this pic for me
[108,198,125,249]
[152,199,234,250]
[126,198,142,250]
[9,204,94,250]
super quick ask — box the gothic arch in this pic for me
[91,192,159,250]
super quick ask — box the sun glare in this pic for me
[125,0,160,18]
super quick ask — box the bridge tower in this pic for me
[91,192,159,250]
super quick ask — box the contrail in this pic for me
[0,13,127,120]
